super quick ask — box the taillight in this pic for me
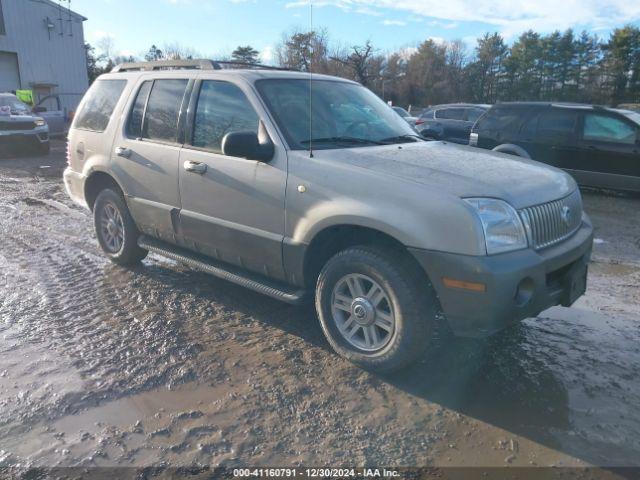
[415,119,425,125]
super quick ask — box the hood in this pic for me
[317,141,576,209]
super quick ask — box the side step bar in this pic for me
[138,235,308,305]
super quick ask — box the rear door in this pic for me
[526,107,579,167]
[177,78,287,280]
[112,77,191,243]
[573,111,640,188]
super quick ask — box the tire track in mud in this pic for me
[0,176,447,466]
[0,179,203,435]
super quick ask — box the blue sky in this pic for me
[76,0,640,62]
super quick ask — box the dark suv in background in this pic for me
[416,103,489,144]
[470,102,640,192]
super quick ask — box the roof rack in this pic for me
[111,59,289,73]
[213,61,290,71]
[111,59,216,72]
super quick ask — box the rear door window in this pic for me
[126,81,152,138]
[583,113,637,144]
[537,109,577,136]
[141,79,189,143]
[74,79,127,132]
[436,108,465,120]
[191,80,259,153]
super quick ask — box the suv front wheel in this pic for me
[94,188,148,265]
[316,246,437,373]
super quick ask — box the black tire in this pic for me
[93,188,148,265]
[315,245,437,373]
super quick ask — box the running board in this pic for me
[138,235,308,305]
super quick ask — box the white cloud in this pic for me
[382,19,407,26]
[260,45,275,63]
[286,0,640,38]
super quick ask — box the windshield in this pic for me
[0,95,31,115]
[257,79,420,150]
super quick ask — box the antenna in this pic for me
[308,1,314,158]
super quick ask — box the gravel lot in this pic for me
[0,141,639,474]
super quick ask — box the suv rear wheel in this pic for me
[315,246,437,372]
[94,188,148,265]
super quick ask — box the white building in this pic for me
[0,0,88,113]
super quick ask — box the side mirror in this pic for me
[33,106,47,113]
[221,120,274,162]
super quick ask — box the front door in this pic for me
[178,79,287,280]
[573,112,640,188]
[112,77,191,242]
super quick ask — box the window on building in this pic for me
[192,81,259,153]
[74,80,127,132]
[0,0,6,35]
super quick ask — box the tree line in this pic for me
[86,25,640,108]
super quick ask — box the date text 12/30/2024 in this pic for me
[233,468,401,478]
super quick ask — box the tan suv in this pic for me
[64,60,593,372]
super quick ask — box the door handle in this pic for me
[183,160,207,174]
[115,146,132,158]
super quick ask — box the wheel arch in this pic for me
[84,170,125,211]
[492,143,531,159]
[299,224,432,290]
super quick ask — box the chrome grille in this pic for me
[519,189,583,250]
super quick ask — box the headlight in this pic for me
[34,118,46,127]
[465,198,528,255]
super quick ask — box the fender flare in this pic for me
[492,143,531,159]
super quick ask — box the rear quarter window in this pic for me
[477,107,524,134]
[74,80,127,132]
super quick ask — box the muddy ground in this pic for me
[0,141,639,475]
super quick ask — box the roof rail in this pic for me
[212,61,290,71]
[111,59,217,73]
[111,59,290,73]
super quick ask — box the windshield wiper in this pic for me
[300,136,386,146]
[379,134,425,144]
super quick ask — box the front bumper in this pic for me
[410,216,594,337]
[63,167,89,209]
[0,129,49,150]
